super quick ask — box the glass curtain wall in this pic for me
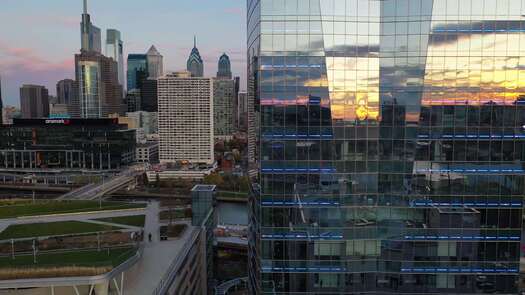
[248,0,525,294]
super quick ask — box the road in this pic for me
[58,165,145,201]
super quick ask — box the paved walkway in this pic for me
[122,201,193,295]
[81,219,142,231]
[0,207,146,228]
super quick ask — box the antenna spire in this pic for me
[83,0,88,14]
[194,35,196,48]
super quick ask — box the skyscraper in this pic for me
[237,92,247,131]
[213,79,235,139]
[217,53,232,79]
[75,52,122,118]
[248,0,524,294]
[106,29,125,90]
[187,37,204,77]
[127,54,148,91]
[146,45,163,79]
[20,85,49,119]
[141,78,158,112]
[80,0,101,53]
[158,71,213,164]
[56,79,77,105]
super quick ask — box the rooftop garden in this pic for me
[0,200,145,219]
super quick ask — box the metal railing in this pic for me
[215,277,248,295]
[151,228,200,295]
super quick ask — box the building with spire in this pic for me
[106,29,125,90]
[80,0,101,53]
[74,0,122,118]
[186,37,204,77]
[146,45,163,79]
[216,53,232,79]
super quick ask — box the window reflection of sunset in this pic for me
[423,31,525,106]
[326,57,379,121]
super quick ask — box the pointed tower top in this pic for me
[147,45,160,56]
[193,35,197,48]
[83,0,88,14]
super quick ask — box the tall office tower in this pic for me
[126,89,141,113]
[106,29,125,90]
[141,78,158,112]
[127,54,148,91]
[20,85,49,119]
[237,92,248,131]
[146,45,164,79]
[186,37,204,77]
[217,53,232,79]
[0,75,3,125]
[56,79,78,105]
[158,71,213,164]
[80,0,101,53]
[75,52,123,118]
[248,1,525,294]
[234,76,241,129]
[213,79,235,138]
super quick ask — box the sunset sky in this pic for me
[0,0,246,106]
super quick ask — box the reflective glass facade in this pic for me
[127,54,148,91]
[248,0,525,294]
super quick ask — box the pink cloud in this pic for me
[224,7,243,15]
[0,42,74,74]
[0,42,75,102]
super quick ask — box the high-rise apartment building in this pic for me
[248,0,525,294]
[213,79,235,138]
[106,29,125,90]
[146,45,163,79]
[237,92,248,131]
[80,0,101,53]
[233,76,241,130]
[187,37,204,77]
[217,53,232,79]
[127,54,148,91]
[20,85,49,119]
[75,52,123,118]
[158,71,213,164]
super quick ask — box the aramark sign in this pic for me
[45,119,70,125]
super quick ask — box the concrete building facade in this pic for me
[213,79,235,139]
[158,71,214,164]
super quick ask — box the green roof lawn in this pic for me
[0,221,123,240]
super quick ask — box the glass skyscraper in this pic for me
[127,54,148,91]
[248,0,525,294]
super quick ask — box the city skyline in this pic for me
[0,0,246,106]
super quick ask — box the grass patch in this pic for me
[0,221,123,240]
[95,215,146,227]
[0,200,145,219]
[0,200,33,206]
[0,247,136,279]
